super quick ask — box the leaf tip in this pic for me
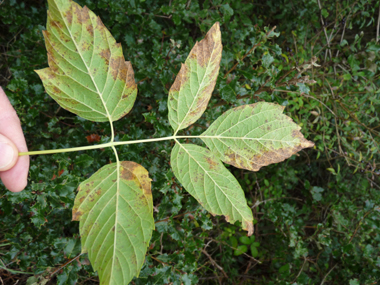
[244,220,254,236]
[302,139,315,149]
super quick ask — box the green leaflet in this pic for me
[171,143,254,235]
[72,161,154,284]
[201,102,315,171]
[36,0,137,122]
[168,22,223,134]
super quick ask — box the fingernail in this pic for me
[0,142,15,170]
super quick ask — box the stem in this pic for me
[19,136,175,156]
[17,135,220,157]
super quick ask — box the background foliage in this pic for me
[1,0,380,284]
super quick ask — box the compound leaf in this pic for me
[168,22,222,133]
[36,0,137,122]
[171,143,253,235]
[201,102,315,171]
[72,161,154,284]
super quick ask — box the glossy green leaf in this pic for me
[201,102,314,171]
[239,236,252,245]
[234,245,248,256]
[72,161,154,284]
[36,0,137,122]
[171,143,254,235]
[168,22,223,133]
[250,244,259,257]
[229,236,238,248]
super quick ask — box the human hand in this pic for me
[0,87,29,192]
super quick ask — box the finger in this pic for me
[0,87,29,192]
[0,134,18,171]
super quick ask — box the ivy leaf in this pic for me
[201,102,314,171]
[72,161,154,284]
[36,0,137,122]
[171,143,253,235]
[262,53,274,69]
[168,22,222,133]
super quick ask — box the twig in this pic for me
[252,197,303,209]
[320,263,337,285]
[151,256,186,274]
[137,77,149,84]
[224,26,277,78]
[50,253,84,277]
[377,4,380,42]
[143,13,172,19]
[336,15,349,58]
[155,210,196,224]
[201,249,228,279]
[300,93,336,117]
[348,208,379,244]
[317,0,332,62]
[292,257,307,283]
[366,177,380,190]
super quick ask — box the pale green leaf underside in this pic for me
[168,22,222,133]
[201,102,315,171]
[72,161,154,285]
[171,143,253,235]
[36,0,137,122]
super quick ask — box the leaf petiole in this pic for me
[17,134,226,156]
[19,136,176,156]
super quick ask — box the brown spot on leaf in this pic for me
[96,16,104,30]
[74,5,84,25]
[120,163,134,180]
[109,56,122,81]
[120,161,152,196]
[52,86,62,95]
[193,22,222,68]
[72,209,83,221]
[205,156,218,170]
[169,63,189,93]
[100,49,111,65]
[64,8,72,26]
[124,61,137,90]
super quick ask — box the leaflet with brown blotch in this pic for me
[36,0,137,122]
[201,102,315,172]
[72,161,154,285]
[168,22,223,132]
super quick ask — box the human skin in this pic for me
[0,87,29,192]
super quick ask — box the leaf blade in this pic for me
[36,0,137,122]
[201,102,314,171]
[171,143,253,235]
[72,161,154,284]
[168,22,222,133]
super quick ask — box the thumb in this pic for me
[0,133,18,171]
